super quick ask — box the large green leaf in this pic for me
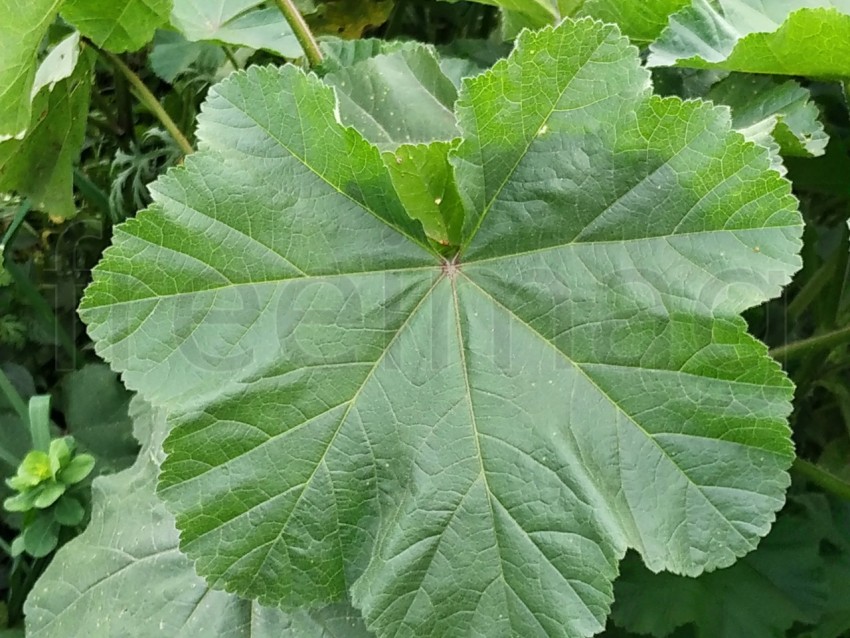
[61,0,172,52]
[0,0,63,140]
[0,49,93,218]
[577,0,690,42]
[610,501,829,637]
[170,0,302,58]
[25,398,372,637]
[81,19,802,637]
[648,0,850,77]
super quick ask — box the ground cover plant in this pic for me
[0,1,849,636]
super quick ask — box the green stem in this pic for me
[28,395,51,452]
[0,368,28,423]
[1,200,31,249]
[793,457,850,501]
[73,168,113,221]
[98,49,194,155]
[222,45,240,70]
[769,325,850,361]
[272,0,323,67]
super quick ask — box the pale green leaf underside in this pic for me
[170,0,302,58]
[149,30,226,83]
[649,0,850,77]
[0,0,63,140]
[61,0,172,52]
[81,19,802,638]
[25,398,371,638]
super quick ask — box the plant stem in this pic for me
[793,457,850,501]
[73,168,113,221]
[272,0,323,67]
[222,45,240,70]
[1,200,31,249]
[98,49,194,155]
[0,367,28,423]
[28,395,51,452]
[769,325,850,361]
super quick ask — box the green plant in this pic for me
[2,1,850,637]
[3,435,93,558]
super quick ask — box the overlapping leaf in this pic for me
[577,0,690,42]
[0,49,93,218]
[708,75,828,173]
[610,502,828,637]
[60,364,139,473]
[649,0,850,77]
[25,398,372,637]
[0,0,64,140]
[61,0,172,52]
[170,0,302,58]
[148,30,225,83]
[81,19,803,637]
[323,44,459,149]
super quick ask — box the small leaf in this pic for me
[48,437,73,477]
[649,0,850,77]
[10,535,25,558]
[52,496,85,526]
[33,482,66,509]
[6,475,35,492]
[3,492,37,513]
[58,454,95,485]
[383,142,463,246]
[22,515,59,557]
[61,0,171,52]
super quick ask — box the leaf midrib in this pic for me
[458,31,612,253]
[213,82,435,256]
